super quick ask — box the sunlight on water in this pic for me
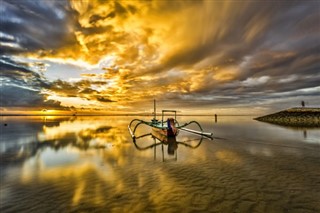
[1,116,319,212]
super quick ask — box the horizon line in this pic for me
[0,113,260,117]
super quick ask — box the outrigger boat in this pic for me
[128,100,214,140]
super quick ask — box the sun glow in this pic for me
[1,0,319,114]
[41,109,55,113]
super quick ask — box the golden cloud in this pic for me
[7,0,317,113]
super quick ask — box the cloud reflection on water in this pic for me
[1,116,319,212]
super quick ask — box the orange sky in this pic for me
[1,0,319,115]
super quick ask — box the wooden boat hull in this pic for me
[152,127,177,138]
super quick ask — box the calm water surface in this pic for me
[1,115,319,212]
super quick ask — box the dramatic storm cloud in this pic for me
[1,0,319,114]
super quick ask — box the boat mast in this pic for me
[154,99,156,120]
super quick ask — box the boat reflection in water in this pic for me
[132,126,205,162]
[2,115,320,212]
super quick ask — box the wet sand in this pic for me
[1,116,319,212]
[1,139,319,213]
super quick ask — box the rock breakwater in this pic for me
[254,107,320,127]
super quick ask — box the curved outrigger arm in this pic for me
[177,136,204,149]
[133,140,163,151]
[128,119,153,139]
[128,119,168,139]
[135,133,152,140]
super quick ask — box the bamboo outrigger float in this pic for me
[128,100,214,140]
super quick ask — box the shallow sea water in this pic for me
[1,115,319,213]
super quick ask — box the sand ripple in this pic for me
[1,139,320,213]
